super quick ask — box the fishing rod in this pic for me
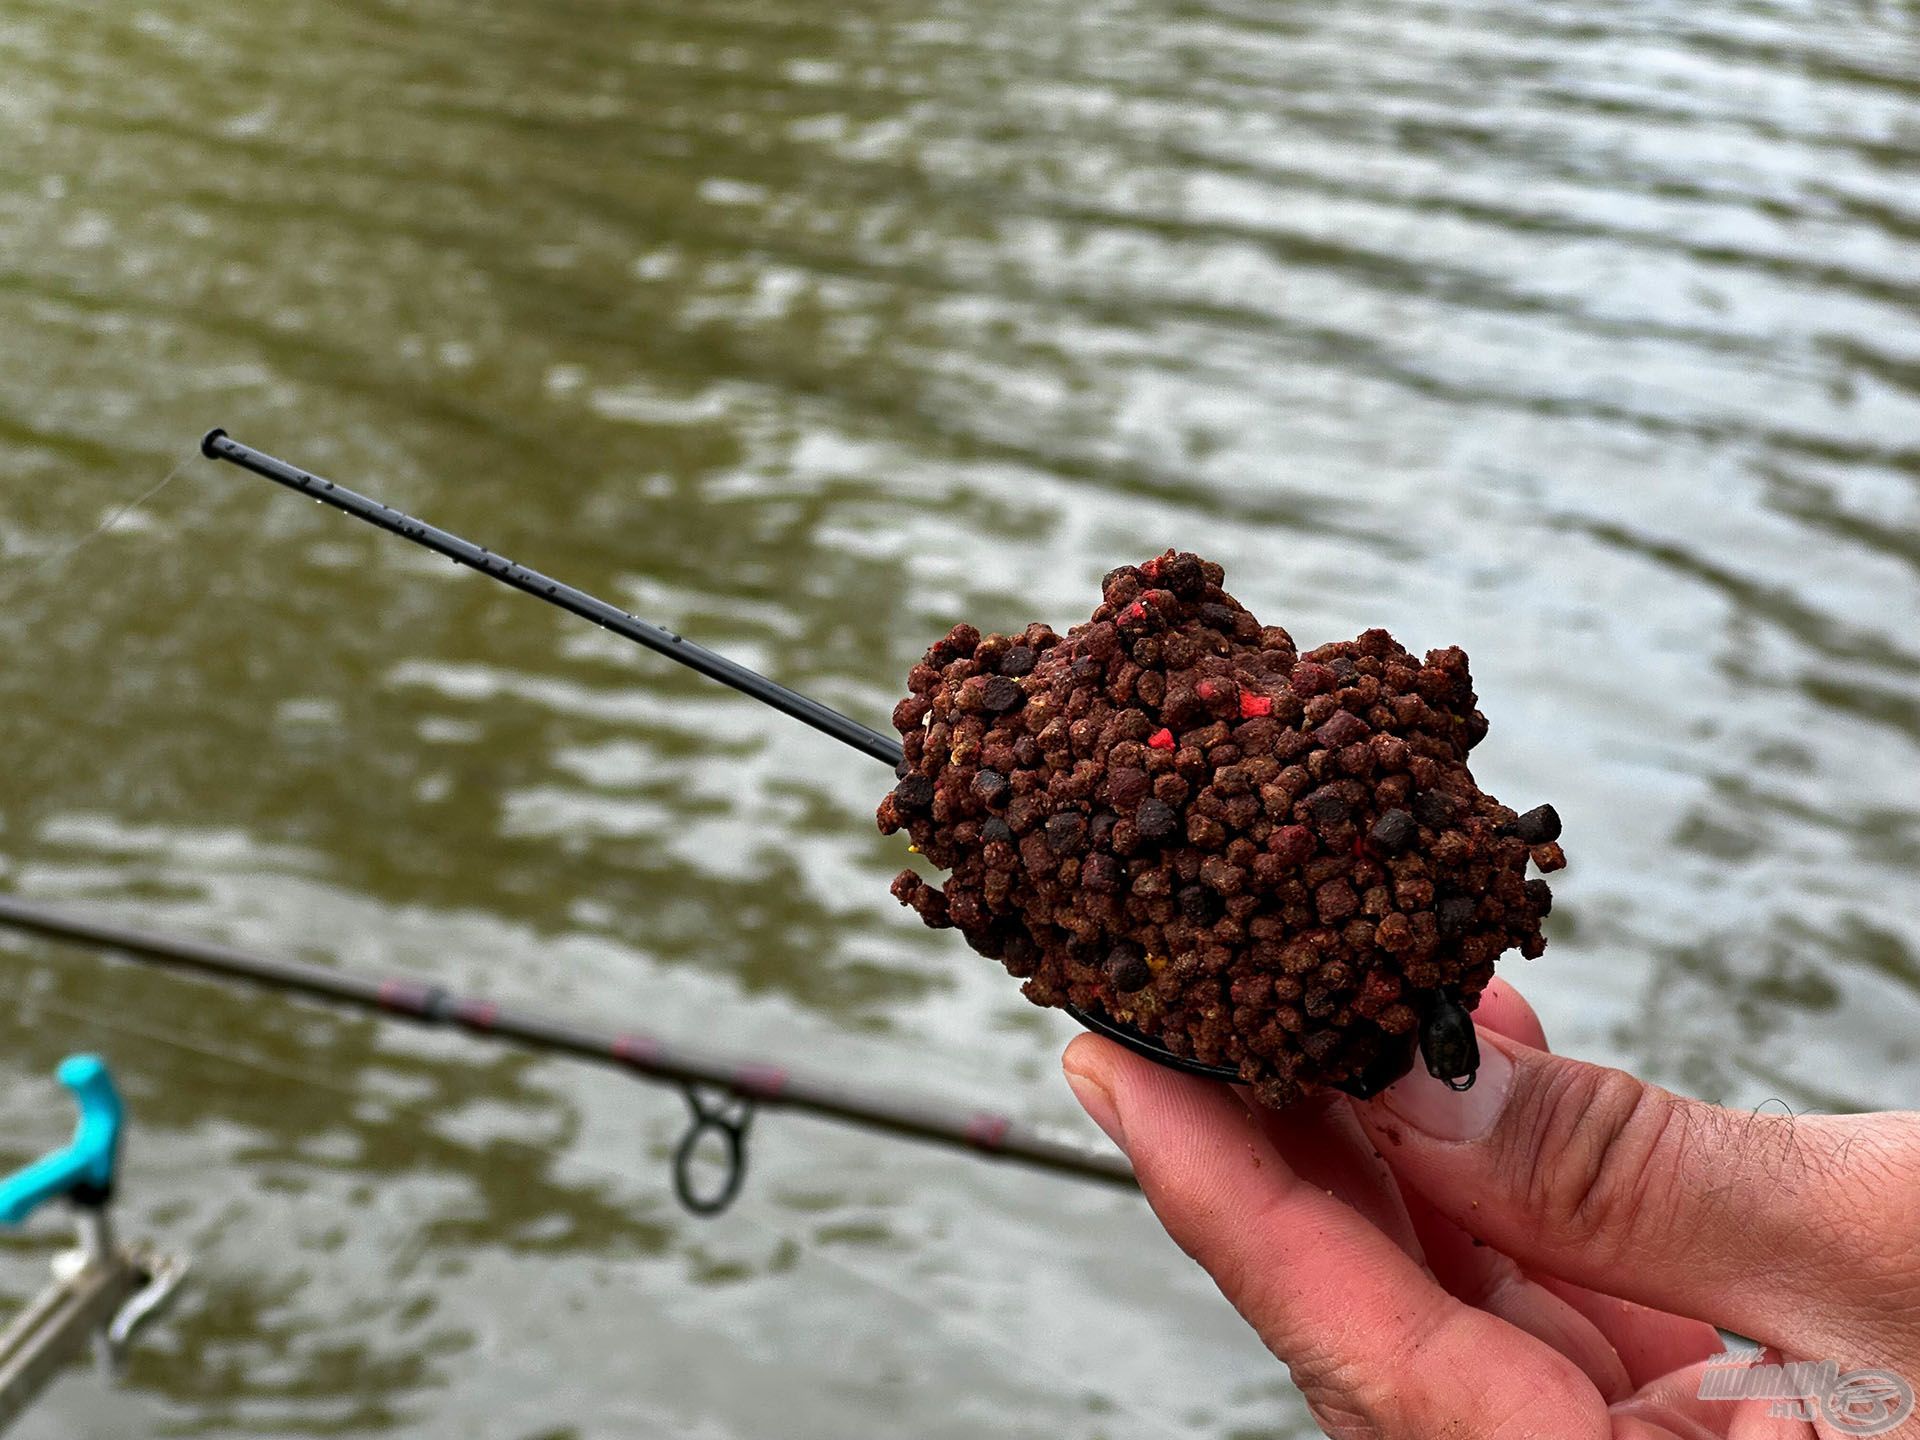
[199,431,903,767]
[198,430,1207,1076]
[0,897,1135,1214]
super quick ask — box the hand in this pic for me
[1062,981,1920,1438]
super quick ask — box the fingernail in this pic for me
[1064,1066,1127,1153]
[1377,1031,1514,1141]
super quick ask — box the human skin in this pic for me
[1062,980,1920,1438]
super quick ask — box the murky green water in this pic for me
[1,0,1917,1433]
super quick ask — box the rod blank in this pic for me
[0,896,1133,1189]
[200,430,905,768]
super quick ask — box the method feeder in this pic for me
[198,430,1477,1094]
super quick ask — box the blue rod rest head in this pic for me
[0,1055,124,1225]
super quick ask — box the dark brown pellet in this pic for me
[971,769,1009,805]
[1178,883,1223,925]
[1045,811,1088,855]
[1304,786,1351,828]
[1437,895,1475,936]
[1135,797,1177,840]
[1106,943,1153,992]
[1369,809,1417,855]
[981,676,1024,714]
[1512,804,1562,845]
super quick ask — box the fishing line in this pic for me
[1,967,1172,1434]
[0,442,198,608]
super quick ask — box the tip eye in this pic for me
[1420,988,1480,1087]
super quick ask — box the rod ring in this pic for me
[672,1088,754,1216]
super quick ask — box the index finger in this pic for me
[1381,978,1743,1383]
[1063,1035,1606,1439]
[1473,976,1548,1051]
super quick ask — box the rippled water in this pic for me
[1,0,1917,1434]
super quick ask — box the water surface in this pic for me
[2,0,1918,1434]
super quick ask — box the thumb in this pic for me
[1353,1029,1920,1364]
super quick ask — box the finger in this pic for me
[1616,1350,1825,1440]
[1252,1087,1426,1262]
[1536,1276,1727,1391]
[1460,984,1727,1385]
[1473,976,1549,1051]
[1063,1035,1607,1439]
[1726,1399,1816,1440]
[1399,1185,1632,1400]
[1614,1356,1748,1439]
[1352,1029,1920,1362]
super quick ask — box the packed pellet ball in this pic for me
[877,551,1562,1109]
